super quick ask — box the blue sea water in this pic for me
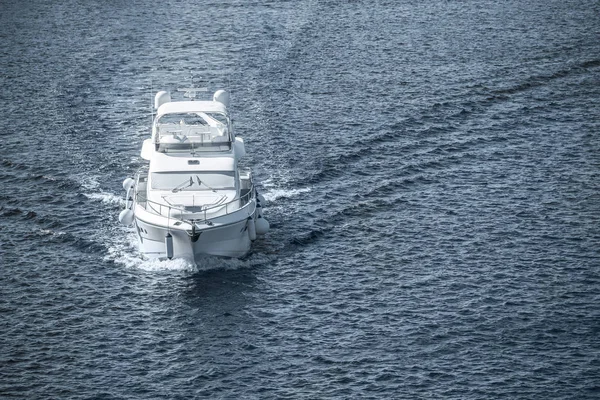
[1,0,599,398]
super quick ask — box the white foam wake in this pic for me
[37,229,67,237]
[103,230,197,273]
[84,192,125,207]
[75,174,101,190]
[262,187,311,202]
[103,229,272,273]
[73,173,125,207]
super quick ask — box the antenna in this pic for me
[150,80,154,122]
[177,87,208,101]
[177,74,208,100]
[227,75,232,116]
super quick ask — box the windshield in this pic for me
[151,172,235,191]
[157,112,228,126]
[155,112,230,143]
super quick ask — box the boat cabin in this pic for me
[153,101,232,153]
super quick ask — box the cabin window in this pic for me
[156,112,228,126]
[155,112,231,145]
[151,171,235,191]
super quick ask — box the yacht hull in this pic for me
[118,89,270,262]
[135,217,252,260]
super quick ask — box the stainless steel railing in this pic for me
[132,168,255,224]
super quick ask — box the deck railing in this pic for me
[133,168,255,225]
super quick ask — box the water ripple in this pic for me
[1,0,599,399]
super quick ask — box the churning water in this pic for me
[1,0,599,398]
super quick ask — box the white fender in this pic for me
[257,193,266,204]
[247,218,257,241]
[255,215,270,235]
[165,233,174,259]
[119,209,134,226]
[122,177,135,191]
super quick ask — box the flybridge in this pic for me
[153,112,232,153]
[140,88,246,158]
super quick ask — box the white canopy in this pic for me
[156,101,228,118]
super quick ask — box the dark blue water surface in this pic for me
[1,0,599,398]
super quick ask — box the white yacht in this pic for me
[119,88,269,260]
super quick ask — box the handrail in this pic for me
[133,168,255,225]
